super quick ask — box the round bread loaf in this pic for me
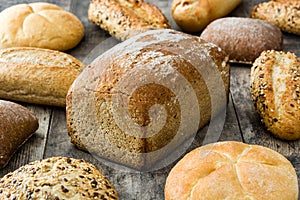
[0,157,118,199]
[171,0,242,32]
[250,50,300,140]
[0,2,84,51]
[0,100,38,169]
[251,0,300,35]
[66,29,230,170]
[200,17,283,64]
[165,141,298,200]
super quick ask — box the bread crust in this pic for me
[200,17,283,64]
[0,157,118,199]
[0,100,38,169]
[66,29,230,170]
[165,141,298,200]
[0,2,84,51]
[250,50,300,140]
[171,0,242,32]
[0,47,85,107]
[251,0,300,35]
[88,0,170,41]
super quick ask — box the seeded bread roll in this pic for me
[88,0,170,41]
[251,0,300,35]
[171,0,242,32]
[66,29,230,170]
[165,141,298,200]
[250,50,300,140]
[0,2,84,51]
[0,157,118,199]
[0,47,85,107]
[0,100,38,169]
[200,17,283,64]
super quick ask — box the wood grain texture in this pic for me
[0,0,299,199]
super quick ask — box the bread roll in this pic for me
[165,141,298,200]
[66,29,230,170]
[171,0,242,32]
[250,50,300,140]
[0,2,84,51]
[0,100,38,169]
[0,47,85,107]
[251,0,300,35]
[88,0,170,41]
[200,17,283,64]
[0,157,118,199]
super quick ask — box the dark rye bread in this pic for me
[88,0,170,41]
[0,157,118,199]
[66,29,230,170]
[200,17,283,64]
[0,100,38,168]
[250,50,300,140]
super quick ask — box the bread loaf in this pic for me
[251,0,300,35]
[171,0,242,32]
[0,2,84,51]
[165,141,298,200]
[0,47,85,107]
[66,29,230,170]
[0,157,118,199]
[250,50,300,140]
[200,17,283,64]
[0,100,38,169]
[88,0,170,41]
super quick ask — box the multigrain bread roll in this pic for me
[0,2,84,51]
[251,0,300,35]
[0,47,85,107]
[88,0,170,41]
[250,50,300,140]
[0,157,118,199]
[66,29,230,170]
[165,141,298,200]
[171,0,242,32]
[0,100,38,169]
[200,17,283,64]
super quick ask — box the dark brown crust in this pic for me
[88,0,170,41]
[200,17,283,64]
[0,100,39,168]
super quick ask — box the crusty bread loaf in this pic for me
[66,29,230,170]
[0,100,38,169]
[251,0,300,35]
[171,0,242,32]
[0,157,118,199]
[165,141,298,200]
[0,2,84,51]
[200,17,283,64]
[0,47,85,107]
[250,50,300,140]
[88,0,170,41]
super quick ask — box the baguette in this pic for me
[0,47,85,107]
[0,100,38,169]
[88,0,170,41]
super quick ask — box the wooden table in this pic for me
[0,0,299,199]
